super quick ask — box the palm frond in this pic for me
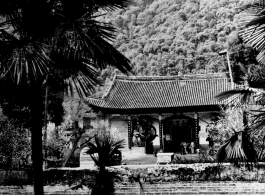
[0,39,52,84]
[239,2,265,64]
[86,135,125,167]
[249,109,265,133]
[52,18,132,75]
[216,132,247,163]
[215,89,251,107]
[246,15,265,27]
[248,65,265,88]
[82,0,131,13]
[215,89,249,100]
[216,131,257,165]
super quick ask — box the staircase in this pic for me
[115,182,265,195]
[1,182,265,194]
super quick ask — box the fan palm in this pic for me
[239,0,265,64]
[215,65,265,164]
[86,135,125,195]
[0,1,131,194]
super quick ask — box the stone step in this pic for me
[1,183,265,195]
[116,188,265,192]
[116,183,265,187]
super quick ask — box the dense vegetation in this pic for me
[96,0,251,82]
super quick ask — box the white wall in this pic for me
[199,117,211,145]
[110,117,128,148]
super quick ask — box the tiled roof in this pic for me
[87,74,237,109]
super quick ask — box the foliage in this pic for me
[227,32,259,84]
[239,0,265,64]
[0,118,31,170]
[86,135,125,167]
[0,0,132,193]
[91,0,253,97]
[44,127,67,168]
[214,67,265,164]
[96,0,249,79]
[63,135,125,195]
[63,90,90,122]
[7,163,265,186]
[207,108,242,146]
[0,82,65,128]
[45,79,66,126]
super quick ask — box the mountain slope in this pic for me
[99,0,250,77]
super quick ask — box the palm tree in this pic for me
[214,0,265,164]
[0,1,131,194]
[215,65,265,164]
[239,0,265,65]
[86,134,125,195]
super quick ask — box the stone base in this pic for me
[156,153,174,164]
[79,147,97,168]
[121,147,145,154]
[80,154,95,168]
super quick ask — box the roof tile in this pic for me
[87,75,237,109]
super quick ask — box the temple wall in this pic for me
[198,114,213,145]
[84,113,213,152]
[153,120,159,137]
[109,117,129,149]
[83,117,109,137]
[199,119,210,145]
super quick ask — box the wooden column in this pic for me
[194,112,199,148]
[128,116,132,149]
[159,114,163,152]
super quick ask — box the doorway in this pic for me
[163,115,195,153]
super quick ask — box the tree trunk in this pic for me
[30,84,44,195]
[91,166,107,195]
[243,110,248,127]
[62,136,81,167]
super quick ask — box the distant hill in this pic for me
[98,0,250,78]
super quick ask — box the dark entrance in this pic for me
[163,115,195,153]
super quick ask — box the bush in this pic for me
[43,169,96,187]
[0,169,33,186]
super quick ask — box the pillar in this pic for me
[128,116,132,149]
[194,112,199,148]
[159,114,163,152]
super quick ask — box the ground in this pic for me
[122,153,157,165]
[121,153,199,165]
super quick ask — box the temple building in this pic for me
[85,74,234,154]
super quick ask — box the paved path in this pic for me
[1,182,265,194]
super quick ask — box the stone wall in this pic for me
[3,164,265,194]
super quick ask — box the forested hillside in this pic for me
[98,0,250,80]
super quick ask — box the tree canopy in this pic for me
[0,1,132,195]
[97,0,249,78]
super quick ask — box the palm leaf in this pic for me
[239,2,265,64]
[249,109,265,133]
[215,89,250,100]
[248,65,265,88]
[0,0,132,97]
[0,40,52,84]
[215,89,251,107]
[52,18,131,74]
[216,131,257,164]
[86,135,125,167]
[216,132,247,164]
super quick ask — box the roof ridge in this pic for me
[102,74,117,99]
[116,73,228,81]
